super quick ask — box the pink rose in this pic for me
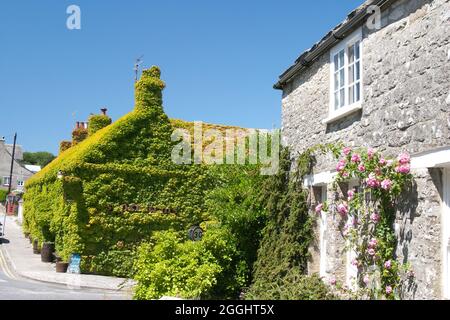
[384,260,392,269]
[363,274,370,285]
[367,148,376,159]
[366,173,380,188]
[358,164,366,172]
[342,171,349,178]
[381,179,392,190]
[351,153,361,163]
[386,286,393,295]
[368,238,378,248]
[398,152,411,165]
[343,147,352,156]
[347,189,355,201]
[396,164,410,174]
[337,203,348,217]
[336,159,346,172]
[379,158,387,166]
[315,203,323,214]
[367,248,376,256]
[370,212,381,223]
[329,277,337,286]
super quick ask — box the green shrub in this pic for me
[245,270,336,300]
[82,250,136,278]
[206,165,267,289]
[250,148,314,284]
[0,189,7,202]
[88,114,112,136]
[134,225,243,300]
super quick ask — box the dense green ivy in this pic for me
[88,114,112,136]
[24,66,215,276]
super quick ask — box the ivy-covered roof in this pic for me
[27,67,247,187]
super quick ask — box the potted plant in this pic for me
[41,242,55,263]
[32,239,40,254]
[55,261,69,273]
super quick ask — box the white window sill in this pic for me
[322,102,362,125]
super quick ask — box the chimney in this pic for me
[100,108,108,116]
[76,121,80,129]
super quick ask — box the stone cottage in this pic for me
[274,0,449,299]
[0,137,34,192]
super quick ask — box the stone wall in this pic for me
[280,0,450,298]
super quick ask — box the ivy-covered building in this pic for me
[24,67,218,276]
[275,0,449,299]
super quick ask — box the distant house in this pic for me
[275,0,449,299]
[0,137,34,192]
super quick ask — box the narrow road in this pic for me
[0,270,129,300]
[0,241,130,300]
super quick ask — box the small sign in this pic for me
[67,253,81,274]
[188,226,204,241]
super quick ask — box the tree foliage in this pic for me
[22,151,56,168]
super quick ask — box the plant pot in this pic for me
[32,239,40,254]
[55,262,69,273]
[41,242,55,263]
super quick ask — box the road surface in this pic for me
[0,241,130,300]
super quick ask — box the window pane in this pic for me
[339,69,344,88]
[349,45,355,64]
[355,82,360,102]
[334,72,339,90]
[356,62,360,81]
[334,54,339,71]
[340,88,345,107]
[335,92,339,109]
[339,50,344,68]
[349,65,354,84]
[349,85,354,104]
[355,41,360,60]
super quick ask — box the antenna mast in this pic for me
[134,55,144,82]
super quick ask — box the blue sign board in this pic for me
[67,253,81,274]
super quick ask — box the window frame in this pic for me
[318,186,328,278]
[2,176,10,186]
[324,28,363,124]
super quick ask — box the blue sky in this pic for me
[0,0,362,154]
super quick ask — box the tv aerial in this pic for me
[134,55,144,82]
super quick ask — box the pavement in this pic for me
[0,210,135,299]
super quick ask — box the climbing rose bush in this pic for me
[320,147,415,299]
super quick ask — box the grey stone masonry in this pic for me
[279,0,449,299]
